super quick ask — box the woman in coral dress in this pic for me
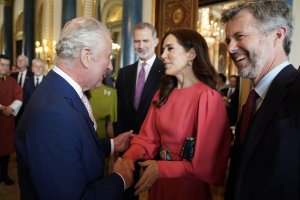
[123,28,231,200]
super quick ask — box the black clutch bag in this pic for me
[181,137,196,161]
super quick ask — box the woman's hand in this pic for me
[134,160,158,195]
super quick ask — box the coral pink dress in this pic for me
[124,81,231,200]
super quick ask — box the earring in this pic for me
[187,61,192,67]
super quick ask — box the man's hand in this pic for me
[113,130,134,152]
[113,157,134,190]
[134,160,158,195]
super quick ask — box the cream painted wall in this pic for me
[290,0,300,68]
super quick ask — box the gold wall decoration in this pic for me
[197,2,237,74]
[0,0,13,6]
[82,0,98,18]
[102,0,122,79]
[42,0,53,43]
[34,0,55,69]
[15,12,24,41]
[155,0,199,55]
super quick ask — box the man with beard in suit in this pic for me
[115,22,165,200]
[222,1,300,200]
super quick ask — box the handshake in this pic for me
[112,157,135,190]
[111,131,158,194]
[111,130,135,190]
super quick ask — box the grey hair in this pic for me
[221,0,294,55]
[17,55,29,66]
[134,22,157,38]
[32,58,46,66]
[55,17,110,61]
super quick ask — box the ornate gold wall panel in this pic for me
[155,0,198,54]
[0,0,13,6]
[82,0,98,18]
[42,0,53,42]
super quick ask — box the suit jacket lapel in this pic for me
[128,62,138,105]
[241,65,297,167]
[47,71,101,144]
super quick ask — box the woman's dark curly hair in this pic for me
[154,28,217,108]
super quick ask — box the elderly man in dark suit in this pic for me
[23,58,46,106]
[222,1,300,200]
[15,17,134,200]
[11,54,33,125]
[11,54,33,88]
[115,22,164,200]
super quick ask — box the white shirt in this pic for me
[136,54,156,85]
[18,70,28,88]
[254,61,289,110]
[227,87,236,97]
[34,75,43,86]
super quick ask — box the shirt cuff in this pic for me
[110,139,114,155]
[10,100,23,116]
[114,172,126,191]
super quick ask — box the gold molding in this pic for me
[152,0,155,25]
[0,0,13,6]
[82,0,97,18]
[42,0,53,42]
[15,31,23,41]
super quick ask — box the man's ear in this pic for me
[80,47,91,68]
[275,27,287,45]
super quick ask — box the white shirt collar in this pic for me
[139,54,156,67]
[137,55,156,80]
[20,69,27,74]
[255,61,289,100]
[52,66,84,98]
[34,75,43,79]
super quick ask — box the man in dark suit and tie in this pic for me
[220,75,239,126]
[11,54,33,124]
[116,22,164,135]
[11,54,33,88]
[15,17,134,200]
[222,1,300,200]
[23,58,46,106]
[115,22,164,200]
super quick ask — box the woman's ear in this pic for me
[188,48,196,61]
